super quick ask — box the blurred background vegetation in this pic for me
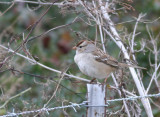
[0,0,160,116]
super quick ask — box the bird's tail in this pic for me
[118,63,146,69]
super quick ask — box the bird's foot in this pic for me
[90,78,98,84]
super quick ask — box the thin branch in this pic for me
[0,44,90,82]
[140,17,160,24]
[77,0,97,21]
[0,87,31,108]
[44,68,68,107]
[27,16,80,43]
[0,2,14,16]
[131,13,146,52]
[9,68,85,100]
[146,63,160,94]
[0,0,79,6]
[93,0,106,52]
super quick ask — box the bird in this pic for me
[72,40,145,82]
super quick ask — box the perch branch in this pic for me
[0,44,90,82]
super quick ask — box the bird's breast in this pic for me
[74,53,115,79]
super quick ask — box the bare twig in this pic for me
[0,0,79,6]
[44,67,68,107]
[8,68,85,100]
[131,13,146,53]
[27,16,80,43]
[0,2,14,16]
[93,0,106,52]
[0,87,31,108]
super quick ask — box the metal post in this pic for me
[87,84,106,117]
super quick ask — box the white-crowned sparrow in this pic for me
[73,40,145,80]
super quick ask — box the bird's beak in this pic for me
[72,46,77,50]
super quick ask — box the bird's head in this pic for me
[72,40,96,54]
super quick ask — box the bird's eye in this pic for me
[79,46,82,48]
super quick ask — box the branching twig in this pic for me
[27,16,80,43]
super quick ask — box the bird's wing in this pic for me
[92,48,146,69]
[92,48,119,68]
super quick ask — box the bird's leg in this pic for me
[90,78,97,84]
[101,77,108,86]
[104,77,108,83]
